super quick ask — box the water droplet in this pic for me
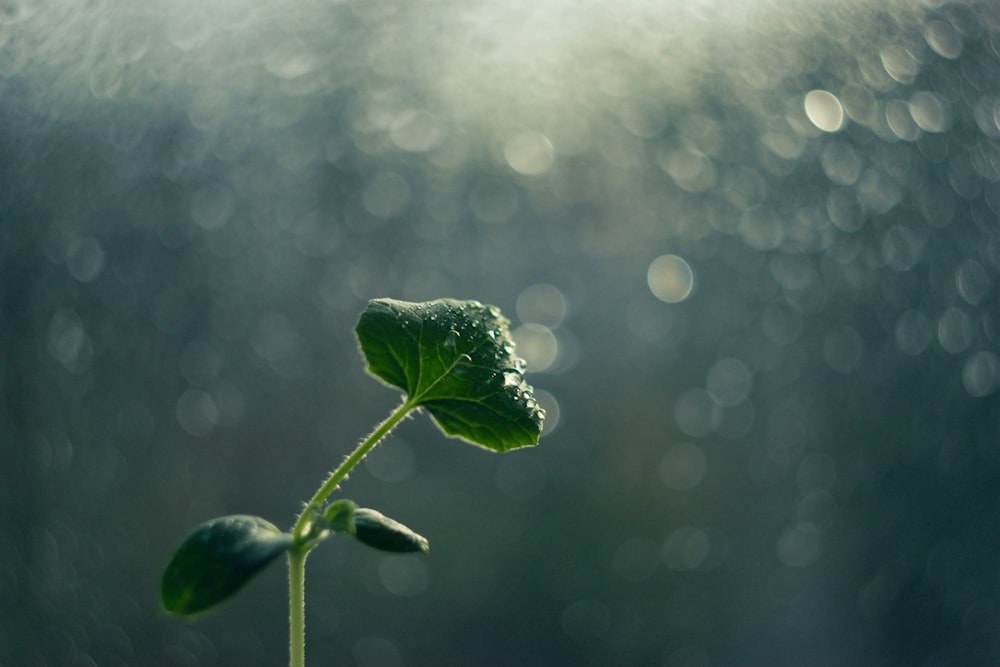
[647,254,695,303]
[804,90,844,132]
[444,330,459,353]
[963,351,1000,397]
[504,370,523,387]
[924,20,963,59]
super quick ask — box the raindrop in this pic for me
[882,225,924,271]
[820,142,862,186]
[511,324,558,372]
[647,255,694,303]
[923,20,963,59]
[674,389,715,438]
[909,92,949,133]
[662,527,711,571]
[175,389,218,438]
[504,131,555,176]
[761,121,806,160]
[262,40,318,79]
[840,84,877,125]
[955,259,990,306]
[879,44,919,84]
[516,284,568,328]
[804,90,844,133]
[962,351,1000,398]
[534,389,560,435]
[826,187,864,233]
[706,358,752,407]
[938,307,974,354]
[948,155,981,200]
[858,167,902,213]
[390,110,443,153]
[48,309,92,374]
[659,145,717,192]
[886,100,921,142]
[65,237,105,283]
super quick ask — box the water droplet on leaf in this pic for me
[504,370,523,387]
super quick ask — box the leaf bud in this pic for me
[350,508,429,554]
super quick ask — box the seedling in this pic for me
[161,298,545,666]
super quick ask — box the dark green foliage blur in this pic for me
[2,1,1000,665]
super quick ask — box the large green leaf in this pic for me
[356,298,545,451]
[161,515,292,615]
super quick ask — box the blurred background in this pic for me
[2,0,1000,664]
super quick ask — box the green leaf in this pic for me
[356,298,545,451]
[322,498,357,533]
[161,515,292,616]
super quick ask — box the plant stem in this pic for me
[287,396,416,667]
[288,547,307,667]
[292,396,415,540]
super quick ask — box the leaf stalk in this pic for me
[288,396,416,667]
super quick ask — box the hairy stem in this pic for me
[288,548,307,667]
[288,396,416,667]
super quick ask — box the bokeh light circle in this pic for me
[647,254,694,303]
[804,90,845,132]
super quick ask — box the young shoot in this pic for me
[161,298,545,667]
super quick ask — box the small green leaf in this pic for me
[161,515,292,616]
[356,298,545,451]
[350,508,429,554]
[322,498,357,533]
